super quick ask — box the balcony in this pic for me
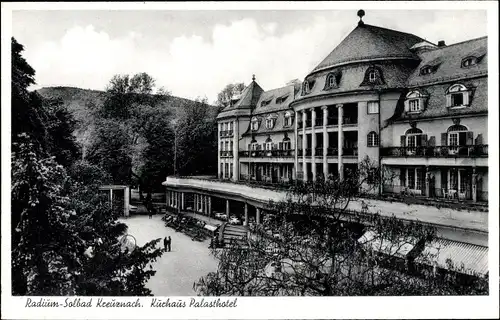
[381,145,488,158]
[239,150,295,158]
[220,151,233,157]
[305,119,312,128]
[315,147,323,156]
[315,118,323,127]
[219,130,234,138]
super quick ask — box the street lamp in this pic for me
[172,118,178,176]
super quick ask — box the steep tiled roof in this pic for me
[311,23,425,74]
[295,62,415,102]
[253,85,295,115]
[222,80,264,111]
[407,37,487,87]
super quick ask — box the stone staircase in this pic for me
[220,223,248,247]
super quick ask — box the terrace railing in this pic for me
[381,145,488,158]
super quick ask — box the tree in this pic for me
[11,39,165,296]
[194,159,488,296]
[11,135,85,295]
[215,82,245,110]
[87,72,174,195]
[175,97,218,176]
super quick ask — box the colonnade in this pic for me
[296,104,345,182]
[166,190,264,225]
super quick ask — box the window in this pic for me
[284,111,293,127]
[367,101,379,114]
[361,66,384,86]
[324,72,341,89]
[329,75,335,87]
[446,84,470,108]
[251,117,259,131]
[220,142,224,151]
[403,128,425,149]
[261,99,271,107]
[303,79,315,95]
[447,124,469,147]
[367,131,379,147]
[420,65,435,75]
[407,168,424,191]
[368,70,377,82]
[409,99,420,112]
[404,90,427,113]
[451,93,463,107]
[276,95,289,104]
[407,134,422,147]
[265,116,276,129]
[461,57,477,68]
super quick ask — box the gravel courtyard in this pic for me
[120,214,218,296]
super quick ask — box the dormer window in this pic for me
[404,90,427,113]
[324,71,341,90]
[360,66,384,86]
[446,84,471,108]
[261,99,272,107]
[265,115,276,129]
[303,79,315,95]
[251,117,259,131]
[276,95,289,104]
[461,56,478,68]
[284,111,293,127]
[420,65,435,75]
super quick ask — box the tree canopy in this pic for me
[11,37,164,296]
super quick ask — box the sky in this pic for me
[12,9,487,103]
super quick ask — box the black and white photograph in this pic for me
[1,1,499,319]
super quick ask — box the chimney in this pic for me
[438,40,446,47]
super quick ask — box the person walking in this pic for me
[167,236,172,252]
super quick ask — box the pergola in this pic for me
[99,185,130,217]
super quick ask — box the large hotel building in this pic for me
[164,13,488,275]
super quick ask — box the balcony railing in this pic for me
[305,148,312,156]
[219,130,234,137]
[342,147,358,156]
[239,150,295,158]
[315,118,323,127]
[220,151,233,157]
[381,145,488,158]
[305,119,312,128]
[315,147,323,156]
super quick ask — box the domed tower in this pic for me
[291,10,425,189]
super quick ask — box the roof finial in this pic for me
[357,9,365,26]
[252,74,256,81]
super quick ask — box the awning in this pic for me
[204,224,218,232]
[416,238,488,276]
[358,230,417,258]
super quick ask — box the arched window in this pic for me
[367,131,379,147]
[361,66,384,86]
[283,111,293,127]
[404,90,427,113]
[446,84,470,108]
[303,79,315,95]
[265,115,276,129]
[251,117,259,131]
[446,124,471,147]
[402,127,427,148]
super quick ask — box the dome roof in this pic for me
[310,23,426,74]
